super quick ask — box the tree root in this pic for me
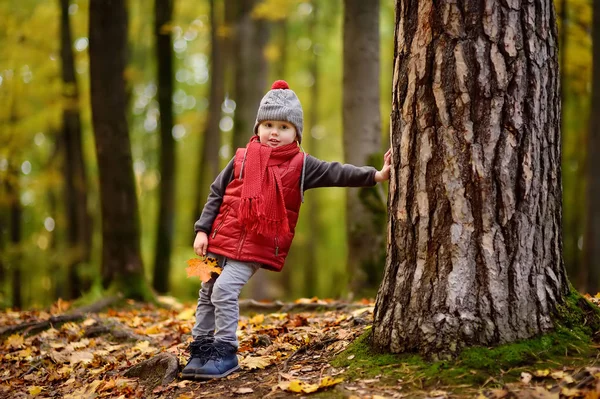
[124,352,179,391]
[83,316,151,342]
[239,299,369,313]
[0,296,120,338]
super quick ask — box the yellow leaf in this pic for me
[186,257,221,283]
[28,386,43,396]
[534,369,551,377]
[561,387,581,397]
[240,355,274,370]
[249,314,265,326]
[144,324,162,335]
[5,334,24,349]
[176,308,196,321]
[318,376,343,388]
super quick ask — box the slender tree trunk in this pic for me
[152,0,176,294]
[232,0,269,150]
[584,1,600,296]
[89,0,150,299]
[7,166,22,309]
[229,0,270,299]
[343,0,383,296]
[373,0,568,357]
[303,0,320,297]
[59,0,92,299]
[193,0,225,223]
[275,19,288,79]
[223,0,237,104]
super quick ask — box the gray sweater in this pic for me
[194,154,377,234]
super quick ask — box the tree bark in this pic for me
[232,0,269,150]
[193,0,225,224]
[152,0,176,294]
[343,0,383,295]
[59,0,92,299]
[373,0,568,357]
[89,0,150,299]
[583,1,600,296]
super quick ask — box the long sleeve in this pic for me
[302,154,377,190]
[194,157,235,234]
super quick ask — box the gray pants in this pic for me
[192,253,260,348]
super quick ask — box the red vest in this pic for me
[207,148,304,271]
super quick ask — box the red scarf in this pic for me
[238,136,300,238]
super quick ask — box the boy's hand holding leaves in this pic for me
[186,256,221,283]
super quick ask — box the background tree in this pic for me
[584,1,600,296]
[343,0,383,296]
[373,0,568,357]
[302,0,320,297]
[231,0,269,150]
[192,0,225,224]
[152,0,176,294]
[59,0,92,299]
[89,0,151,299]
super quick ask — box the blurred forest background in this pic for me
[0,0,594,309]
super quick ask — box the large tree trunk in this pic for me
[59,0,92,299]
[583,1,600,296]
[231,0,269,150]
[193,0,225,223]
[343,0,383,295]
[89,0,150,299]
[373,0,568,357]
[152,0,176,294]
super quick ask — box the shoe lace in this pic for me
[189,338,213,359]
[207,342,234,360]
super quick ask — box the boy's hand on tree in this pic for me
[193,231,209,256]
[375,148,392,183]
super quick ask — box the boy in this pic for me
[183,80,391,379]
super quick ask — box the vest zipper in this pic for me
[236,228,247,258]
[211,209,230,238]
[274,237,279,257]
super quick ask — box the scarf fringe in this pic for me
[239,196,290,238]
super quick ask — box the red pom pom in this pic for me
[271,80,289,90]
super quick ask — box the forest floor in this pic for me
[2,297,600,399]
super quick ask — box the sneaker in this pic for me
[194,341,239,379]
[181,336,214,379]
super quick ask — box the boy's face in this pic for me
[257,120,297,148]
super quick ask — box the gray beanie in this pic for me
[253,80,304,143]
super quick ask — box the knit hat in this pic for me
[253,80,304,143]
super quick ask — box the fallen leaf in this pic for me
[186,257,221,282]
[69,351,94,365]
[176,308,196,321]
[249,314,265,326]
[28,386,43,396]
[560,387,581,397]
[534,369,551,377]
[347,354,355,360]
[234,387,254,394]
[5,334,24,349]
[429,389,448,398]
[318,376,343,388]
[240,355,274,369]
